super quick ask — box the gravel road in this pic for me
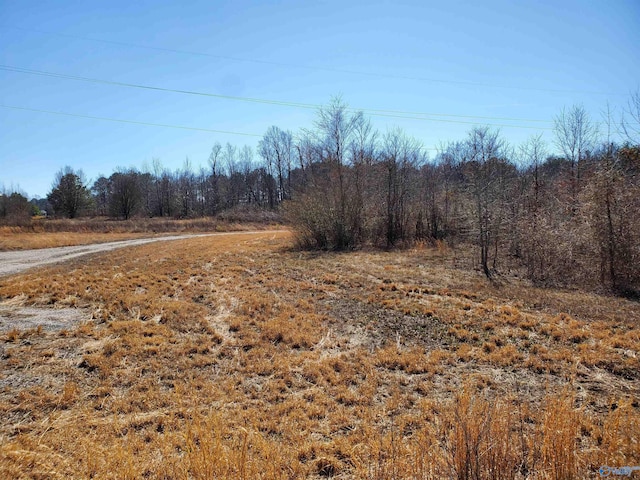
[0,231,285,277]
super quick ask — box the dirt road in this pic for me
[0,230,287,333]
[0,231,285,277]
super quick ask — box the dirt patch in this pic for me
[0,304,89,332]
[319,296,448,350]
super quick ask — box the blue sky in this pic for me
[1,0,639,198]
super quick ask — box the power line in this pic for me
[0,104,262,137]
[0,103,440,152]
[363,111,552,130]
[0,65,318,109]
[2,25,628,97]
[354,105,551,123]
[1,64,557,130]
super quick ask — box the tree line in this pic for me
[286,98,639,296]
[2,94,639,296]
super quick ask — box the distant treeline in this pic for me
[2,96,639,296]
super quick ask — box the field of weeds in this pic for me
[0,231,638,479]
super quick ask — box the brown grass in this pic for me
[0,217,282,250]
[0,232,638,478]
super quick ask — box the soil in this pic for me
[0,305,88,333]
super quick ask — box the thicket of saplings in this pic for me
[2,99,638,297]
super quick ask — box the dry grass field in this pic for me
[0,231,638,479]
[0,217,280,251]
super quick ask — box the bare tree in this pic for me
[379,128,423,247]
[259,126,293,203]
[223,143,238,177]
[313,96,361,248]
[150,158,165,217]
[178,157,196,218]
[349,113,378,241]
[91,176,110,217]
[554,105,598,207]
[238,145,256,205]
[294,132,320,189]
[108,169,142,220]
[586,105,640,295]
[621,89,640,144]
[463,127,509,277]
[159,166,176,218]
[433,141,467,241]
[195,166,209,216]
[518,134,548,281]
[315,96,359,167]
[208,143,223,214]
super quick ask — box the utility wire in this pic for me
[2,25,627,97]
[1,65,557,130]
[0,65,318,109]
[0,104,442,152]
[0,104,262,137]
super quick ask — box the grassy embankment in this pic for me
[0,231,638,478]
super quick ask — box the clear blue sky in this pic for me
[1,0,639,198]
